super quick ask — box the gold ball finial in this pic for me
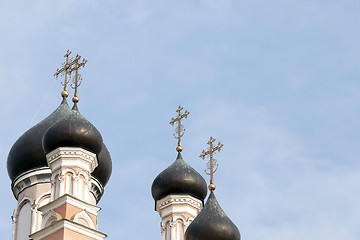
[208,183,216,191]
[61,90,69,98]
[72,96,79,103]
[176,145,183,152]
[176,141,183,152]
[208,179,216,191]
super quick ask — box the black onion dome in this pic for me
[7,98,72,181]
[92,143,112,186]
[151,153,207,202]
[42,103,103,155]
[184,191,241,240]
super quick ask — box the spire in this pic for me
[169,106,189,152]
[199,136,223,191]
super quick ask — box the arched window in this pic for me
[72,210,96,229]
[16,201,31,240]
[35,194,51,231]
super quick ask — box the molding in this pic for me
[12,196,33,222]
[156,194,203,240]
[11,167,51,199]
[46,147,98,173]
[35,191,51,206]
[29,219,107,240]
[42,210,62,229]
[90,176,104,203]
[60,168,77,176]
[72,209,96,229]
[156,195,202,212]
[39,194,101,216]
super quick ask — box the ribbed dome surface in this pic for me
[184,191,240,240]
[93,143,112,186]
[151,153,207,202]
[42,103,103,155]
[7,98,71,181]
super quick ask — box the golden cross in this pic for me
[70,54,87,103]
[199,136,224,191]
[169,106,190,152]
[54,50,77,98]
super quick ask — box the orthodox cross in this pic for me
[169,106,190,152]
[199,137,224,191]
[54,50,77,98]
[70,55,87,103]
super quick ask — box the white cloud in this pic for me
[1,1,360,239]
[186,98,360,240]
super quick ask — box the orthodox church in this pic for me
[7,51,240,240]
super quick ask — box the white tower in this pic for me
[151,106,208,240]
[29,146,106,240]
[7,51,112,240]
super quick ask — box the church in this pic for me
[7,51,240,240]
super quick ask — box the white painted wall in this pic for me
[16,202,31,240]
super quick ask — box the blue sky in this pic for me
[1,0,360,239]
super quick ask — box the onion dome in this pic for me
[7,97,71,181]
[184,191,241,240]
[92,143,112,186]
[42,103,103,155]
[151,153,207,202]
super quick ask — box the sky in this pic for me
[0,0,360,239]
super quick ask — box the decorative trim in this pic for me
[35,191,51,206]
[42,210,62,229]
[46,147,98,173]
[156,195,203,240]
[169,221,177,229]
[71,209,96,229]
[29,219,107,240]
[12,196,33,223]
[11,167,51,199]
[157,195,202,212]
[90,176,104,203]
[39,194,101,216]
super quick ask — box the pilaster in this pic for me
[156,195,203,240]
[29,147,106,240]
[47,147,98,203]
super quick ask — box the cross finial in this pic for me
[54,50,87,102]
[54,50,75,98]
[169,106,190,152]
[70,55,87,103]
[199,136,224,191]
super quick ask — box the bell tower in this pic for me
[151,106,208,240]
[7,51,112,240]
[29,147,106,240]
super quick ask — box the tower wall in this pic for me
[156,195,203,240]
[11,168,52,240]
[28,147,106,240]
